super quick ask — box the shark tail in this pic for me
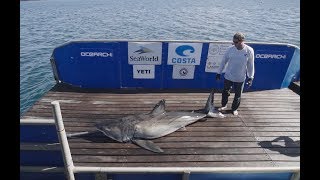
[204,90,214,113]
[204,91,225,118]
[66,131,92,138]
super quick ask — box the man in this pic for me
[216,32,255,116]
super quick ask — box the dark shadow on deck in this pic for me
[289,81,300,95]
[258,136,300,157]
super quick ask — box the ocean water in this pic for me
[20,0,300,116]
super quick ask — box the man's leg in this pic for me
[231,81,245,112]
[221,79,233,108]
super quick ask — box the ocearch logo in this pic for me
[256,54,286,59]
[80,52,113,57]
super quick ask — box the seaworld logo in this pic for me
[175,45,195,56]
[80,52,113,57]
[130,46,159,62]
[134,46,153,54]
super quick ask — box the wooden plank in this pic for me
[70,147,266,156]
[63,121,245,127]
[32,105,300,112]
[239,114,299,118]
[252,132,300,136]
[245,122,300,127]
[273,162,300,167]
[67,131,255,137]
[72,154,271,163]
[240,118,300,122]
[68,142,262,149]
[74,161,276,167]
[69,136,257,143]
[66,126,252,132]
[25,111,300,119]
[237,112,300,115]
[247,127,300,132]
[31,106,300,114]
[255,137,300,141]
[268,154,300,161]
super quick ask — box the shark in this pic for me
[134,46,153,54]
[67,91,225,153]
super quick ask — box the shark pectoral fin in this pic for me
[132,139,164,153]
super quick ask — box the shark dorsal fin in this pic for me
[149,99,166,115]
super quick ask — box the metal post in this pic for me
[182,171,190,180]
[51,101,75,180]
[290,172,300,180]
[95,172,108,180]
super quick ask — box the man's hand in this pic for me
[246,78,253,87]
[216,74,221,81]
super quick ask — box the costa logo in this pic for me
[175,45,195,56]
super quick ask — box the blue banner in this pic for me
[51,41,299,90]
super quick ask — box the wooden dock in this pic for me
[21,84,300,168]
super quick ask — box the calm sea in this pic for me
[20,0,300,116]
